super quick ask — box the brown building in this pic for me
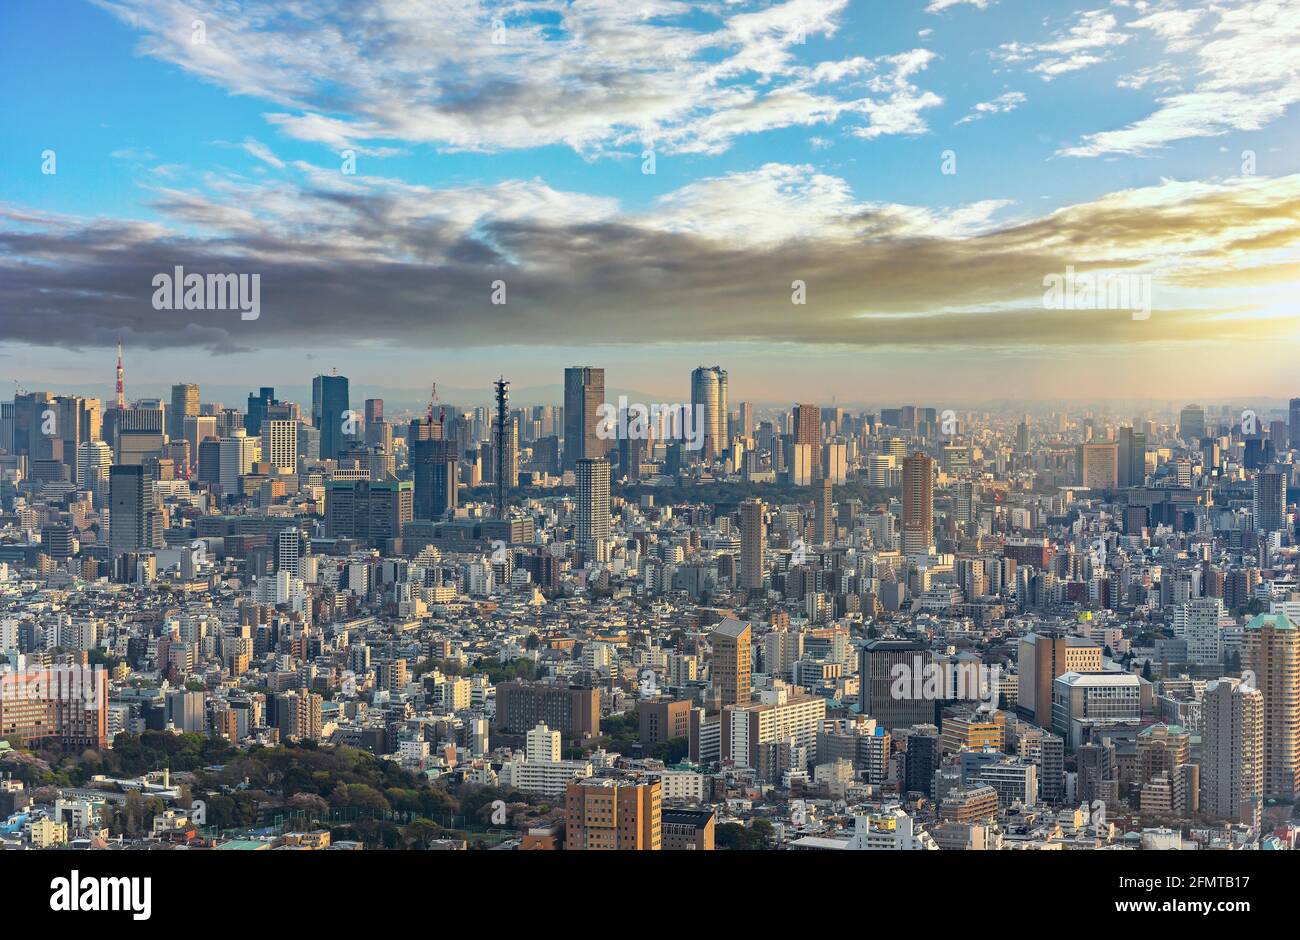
[711,619,752,708]
[639,699,692,747]
[565,776,661,850]
[901,452,934,553]
[1016,632,1103,728]
[495,681,600,739]
[662,808,715,850]
[940,785,999,824]
[1244,613,1300,801]
[0,666,107,748]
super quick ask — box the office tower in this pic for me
[901,452,934,553]
[108,464,161,557]
[410,424,458,519]
[814,476,833,545]
[1015,415,1030,454]
[312,373,350,460]
[493,377,512,518]
[1077,442,1119,489]
[792,402,820,478]
[1117,426,1146,487]
[1290,397,1300,449]
[739,498,766,592]
[218,429,259,494]
[690,366,728,462]
[260,419,298,473]
[1076,739,1119,806]
[859,639,932,731]
[711,619,752,708]
[1253,469,1286,532]
[245,387,274,436]
[13,391,62,463]
[618,426,645,482]
[737,402,753,439]
[168,383,199,440]
[574,457,611,562]
[182,415,217,477]
[565,777,661,850]
[364,398,384,447]
[563,367,605,469]
[1179,403,1206,442]
[953,480,976,526]
[904,726,940,796]
[324,479,413,543]
[638,700,692,746]
[494,681,601,737]
[1016,632,1103,728]
[0,667,107,748]
[1243,613,1299,801]
[76,440,112,489]
[1201,677,1264,826]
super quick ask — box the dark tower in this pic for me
[494,377,510,519]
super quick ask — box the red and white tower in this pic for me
[115,336,125,409]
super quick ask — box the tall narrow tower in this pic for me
[115,336,126,410]
[494,377,510,519]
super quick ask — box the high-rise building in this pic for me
[1290,397,1300,449]
[245,387,275,436]
[711,619,752,708]
[565,776,661,850]
[1179,404,1206,442]
[1117,426,1146,488]
[563,367,605,469]
[1243,613,1299,801]
[168,383,199,440]
[260,419,298,473]
[1201,677,1264,826]
[218,429,259,494]
[76,440,112,489]
[312,373,350,460]
[364,398,385,448]
[1077,442,1119,489]
[859,639,932,731]
[739,498,766,592]
[324,478,412,544]
[1253,469,1286,532]
[814,476,834,545]
[574,457,611,562]
[108,464,161,558]
[1016,632,1103,728]
[901,452,934,553]
[0,667,107,748]
[792,403,820,478]
[690,366,728,462]
[410,421,458,520]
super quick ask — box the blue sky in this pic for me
[2,0,1299,408]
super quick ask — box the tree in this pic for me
[1141,660,1154,681]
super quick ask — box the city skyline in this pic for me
[3,0,1299,399]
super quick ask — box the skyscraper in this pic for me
[711,619,751,708]
[574,457,611,562]
[792,402,820,479]
[901,452,934,553]
[690,366,728,462]
[260,419,298,473]
[312,373,350,460]
[364,398,385,447]
[739,498,766,592]
[168,383,199,440]
[1201,677,1264,826]
[1253,469,1286,532]
[563,367,605,470]
[410,420,458,520]
[814,476,833,545]
[1243,612,1299,801]
[1117,426,1146,488]
[1077,442,1119,490]
[245,387,274,436]
[108,464,161,558]
[1178,403,1206,442]
[1290,397,1300,449]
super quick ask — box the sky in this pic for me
[1,0,1299,410]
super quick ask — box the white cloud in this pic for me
[955,90,1026,124]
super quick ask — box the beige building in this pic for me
[1244,613,1299,801]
